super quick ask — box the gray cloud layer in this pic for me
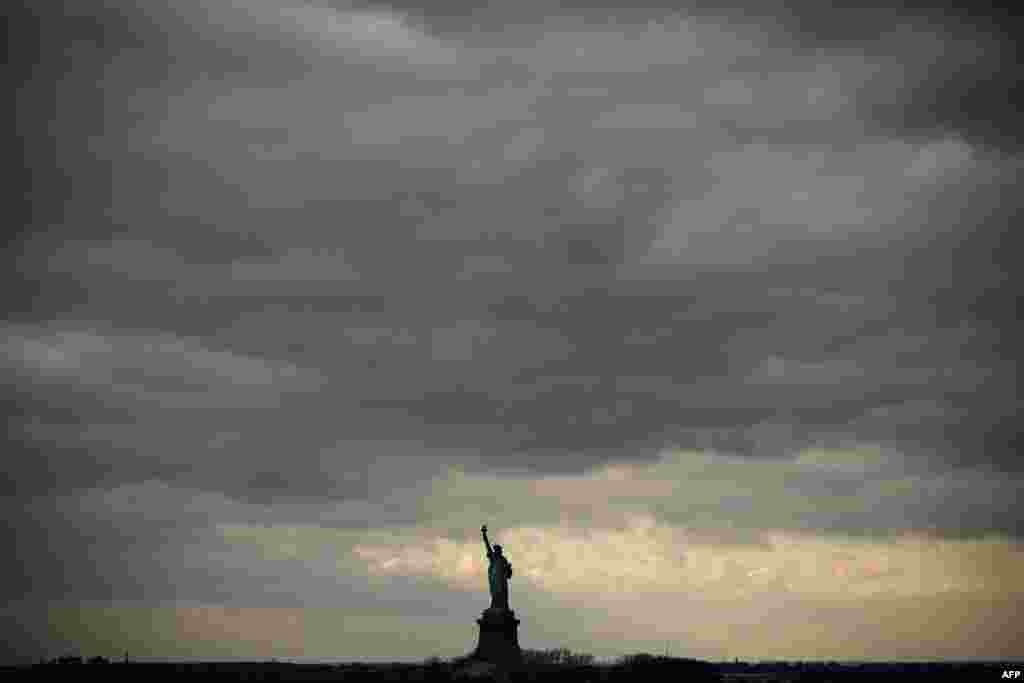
[11,0,1021,485]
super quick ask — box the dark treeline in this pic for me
[6,651,1018,682]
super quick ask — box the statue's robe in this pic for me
[487,552,513,609]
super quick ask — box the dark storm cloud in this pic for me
[7,0,1020,536]
[364,0,1021,151]
[765,1,1021,153]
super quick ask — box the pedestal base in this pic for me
[472,607,522,665]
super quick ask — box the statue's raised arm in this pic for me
[481,524,493,558]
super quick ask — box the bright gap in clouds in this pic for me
[210,449,1024,661]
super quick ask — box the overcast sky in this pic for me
[5,0,1022,665]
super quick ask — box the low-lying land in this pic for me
[5,652,1017,682]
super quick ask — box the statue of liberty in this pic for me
[481,525,513,610]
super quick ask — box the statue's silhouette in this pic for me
[471,524,521,666]
[481,524,513,609]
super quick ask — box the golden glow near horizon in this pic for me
[345,449,1019,603]
[194,449,1024,661]
[18,448,1023,662]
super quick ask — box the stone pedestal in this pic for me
[472,607,522,665]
